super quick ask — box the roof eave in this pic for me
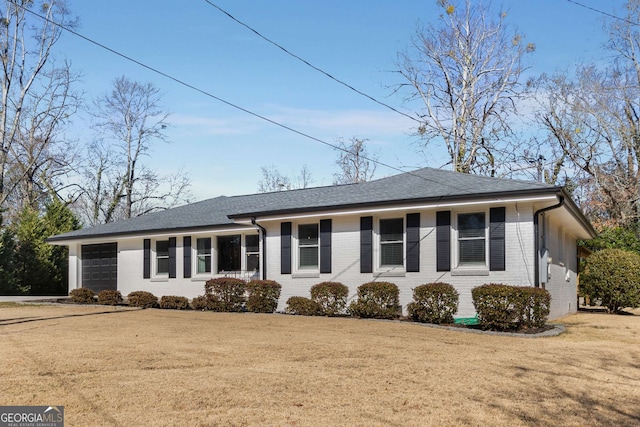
[228,187,565,220]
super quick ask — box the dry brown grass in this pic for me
[1,304,639,427]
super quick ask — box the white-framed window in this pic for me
[155,239,170,275]
[196,237,211,274]
[298,223,319,270]
[379,218,404,267]
[456,212,487,267]
[245,234,260,273]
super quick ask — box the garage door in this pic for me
[81,243,117,293]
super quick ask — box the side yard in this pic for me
[1,304,639,426]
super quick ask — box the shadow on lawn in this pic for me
[0,307,140,326]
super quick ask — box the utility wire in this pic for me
[202,0,420,124]
[566,0,640,27]
[12,0,456,188]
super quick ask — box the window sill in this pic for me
[190,276,210,282]
[292,271,320,279]
[451,267,490,276]
[150,276,169,282]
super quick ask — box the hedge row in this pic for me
[69,280,552,331]
[286,281,551,331]
[68,278,283,313]
[286,281,401,319]
[197,278,282,313]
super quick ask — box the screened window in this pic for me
[458,213,486,266]
[156,240,169,275]
[298,224,319,269]
[380,218,404,267]
[196,238,211,274]
[218,235,241,273]
[246,234,260,273]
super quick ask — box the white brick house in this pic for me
[48,167,595,320]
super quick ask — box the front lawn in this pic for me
[1,305,639,426]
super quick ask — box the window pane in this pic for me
[381,242,403,266]
[157,258,169,274]
[196,238,211,274]
[459,213,485,238]
[299,246,319,269]
[380,218,403,242]
[247,253,260,272]
[246,235,259,253]
[156,240,169,257]
[197,238,211,254]
[218,235,241,272]
[459,239,485,264]
[298,224,318,246]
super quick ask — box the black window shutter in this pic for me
[406,213,420,272]
[490,207,506,271]
[168,237,177,278]
[143,239,151,279]
[436,211,451,272]
[281,222,292,274]
[360,216,373,273]
[320,219,332,274]
[183,236,192,278]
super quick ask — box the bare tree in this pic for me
[0,1,79,222]
[333,137,377,184]
[77,76,190,224]
[257,164,312,193]
[396,0,534,175]
[533,0,640,229]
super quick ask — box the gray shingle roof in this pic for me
[48,167,561,242]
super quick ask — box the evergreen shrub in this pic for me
[471,284,551,331]
[191,295,210,311]
[204,277,246,312]
[285,296,323,316]
[348,281,400,319]
[407,282,459,324]
[310,281,349,316]
[160,295,190,310]
[69,288,95,304]
[97,290,123,306]
[246,280,281,313]
[580,248,640,313]
[127,291,158,308]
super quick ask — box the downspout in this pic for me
[533,195,565,288]
[251,217,267,280]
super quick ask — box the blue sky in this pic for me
[55,0,624,201]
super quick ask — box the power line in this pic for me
[565,0,640,27]
[202,0,420,124]
[11,0,454,189]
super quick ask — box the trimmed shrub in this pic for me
[349,281,400,319]
[472,284,521,331]
[97,290,123,306]
[191,295,210,311]
[472,284,551,331]
[285,296,323,316]
[127,291,158,308]
[204,278,246,312]
[407,282,459,324]
[160,295,190,310]
[246,280,281,313]
[310,281,349,316]
[580,248,640,313]
[521,287,551,328]
[69,288,95,304]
